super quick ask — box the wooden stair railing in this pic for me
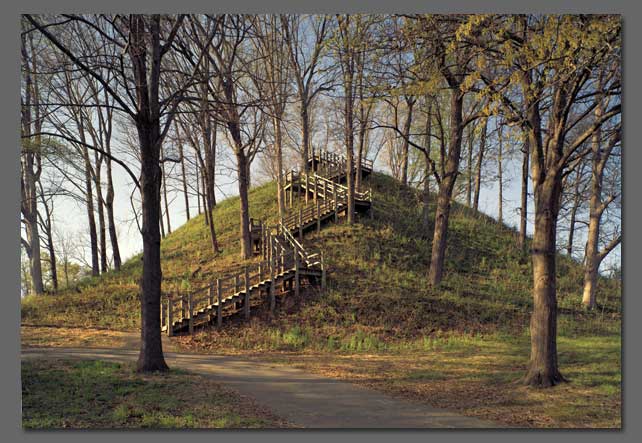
[162,221,326,336]
[161,153,372,336]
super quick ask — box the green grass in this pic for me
[21,359,286,429]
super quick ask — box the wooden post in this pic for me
[295,250,300,298]
[316,199,321,233]
[298,207,303,240]
[334,183,339,223]
[181,292,187,320]
[160,298,166,330]
[188,292,194,335]
[314,177,318,203]
[167,297,174,337]
[305,174,309,204]
[244,266,250,320]
[322,179,327,201]
[269,239,276,313]
[216,278,222,328]
[258,262,263,284]
[208,282,215,322]
[234,274,240,311]
[289,172,294,207]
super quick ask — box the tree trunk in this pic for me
[301,103,311,171]
[94,153,108,273]
[136,121,168,373]
[105,149,121,271]
[179,142,190,221]
[473,117,487,212]
[275,117,285,218]
[82,146,100,276]
[41,198,58,291]
[236,149,252,259]
[428,90,464,286]
[422,101,432,230]
[519,138,529,251]
[497,125,503,225]
[161,149,171,235]
[567,196,579,256]
[582,210,600,308]
[523,177,565,387]
[400,99,414,186]
[345,109,355,225]
[20,30,44,295]
[466,126,473,206]
[196,159,202,215]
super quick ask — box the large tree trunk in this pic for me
[136,122,168,373]
[519,138,529,251]
[472,117,487,212]
[428,91,463,286]
[523,176,565,387]
[132,14,168,373]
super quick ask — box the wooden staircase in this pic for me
[161,151,372,336]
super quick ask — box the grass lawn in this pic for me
[21,358,290,429]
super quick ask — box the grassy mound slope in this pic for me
[22,172,620,341]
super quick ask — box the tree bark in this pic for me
[136,120,168,372]
[472,117,487,212]
[428,90,464,286]
[178,140,190,221]
[20,30,44,295]
[161,145,171,235]
[82,143,100,276]
[236,148,252,259]
[94,152,108,273]
[523,176,565,387]
[400,98,414,186]
[422,101,432,230]
[130,14,169,373]
[497,124,503,225]
[104,144,121,271]
[518,138,529,251]
[466,126,473,206]
[301,104,311,171]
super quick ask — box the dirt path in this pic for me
[22,346,496,428]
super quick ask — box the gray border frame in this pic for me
[2,1,638,442]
